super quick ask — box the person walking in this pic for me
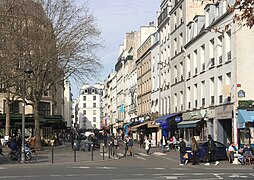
[112,134,119,159]
[144,136,151,154]
[191,137,199,165]
[127,135,133,156]
[179,137,187,166]
[123,136,128,156]
[161,136,166,153]
[205,134,219,166]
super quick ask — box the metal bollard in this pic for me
[91,143,94,161]
[51,144,54,164]
[103,144,105,160]
[108,143,110,159]
[74,147,77,163]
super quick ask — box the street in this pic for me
[1,143,254,180]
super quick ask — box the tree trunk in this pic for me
[33,101,41,149]
[5,92,10,137]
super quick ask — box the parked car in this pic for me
[186,141,227,162]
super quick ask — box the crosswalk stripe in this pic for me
[153,152,167,156]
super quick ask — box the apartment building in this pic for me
[76,83,103,130]
[64,80,73,128]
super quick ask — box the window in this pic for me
[93,103,96,108]
[93,96,96,100]
[83,110,86,115]
[10,101,20,114]
[93,117,96,122]
[93,110,96,115]
[39,102,50,116]
[83,96,86,101]
[83,103,86,108]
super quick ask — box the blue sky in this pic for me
[75,0,159,80]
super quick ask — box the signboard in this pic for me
[238,90,246,98]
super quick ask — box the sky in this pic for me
[72,0,160,98]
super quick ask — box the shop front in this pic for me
[177,110,207,142]
[215,104,233,146]
[237,109,254,148]
[130,120,159,147]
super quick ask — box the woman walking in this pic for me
[191,137,199,165]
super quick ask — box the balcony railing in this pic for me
[188,71,191,78]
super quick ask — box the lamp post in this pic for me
[21,64,33,164]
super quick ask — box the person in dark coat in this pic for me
[205,134,219,166]
[179,137,187,165]
[191,137,199,165]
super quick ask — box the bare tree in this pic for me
[204,0,254,28]
[0,0,102,148]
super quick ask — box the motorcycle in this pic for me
[8,144,32,163]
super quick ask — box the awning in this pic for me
[155,113,181,126]
[130,120,159,131]
[237,110,254,128]
[177,119,202,128]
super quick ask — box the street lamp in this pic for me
[21,64,33,164]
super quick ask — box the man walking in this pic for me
[127,135,133,156]
[205,134,219,166]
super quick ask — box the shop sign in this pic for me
[238,90,246,98]
[215,104,234,119]
[175,116,182,123]
[182,109,207,120]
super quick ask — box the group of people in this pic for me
[227,142,254,165]
[178,134,219,166]
[160,136,178,153]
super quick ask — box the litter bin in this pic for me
[100,143,105,153]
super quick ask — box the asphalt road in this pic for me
[1,150,254,180]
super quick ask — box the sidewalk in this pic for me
[1,141,254,170]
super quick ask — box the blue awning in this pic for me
[237,110,254,129]
[155,113,181,128]
[177,120,202,129]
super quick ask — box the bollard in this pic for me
[102,144,105,160]
[74,147,76,163]
[108,143,110,159]
[51,144,54,164]
[91,143,94,161]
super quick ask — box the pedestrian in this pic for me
[144,136,150,154]
[112,134,119,159]
[123,136,128,156]
[191,137,199,165]
[205,134,219,166]
[127,135,133,156]
[161,136,166,153]
[179,137,187,166]
[139,132,144,148]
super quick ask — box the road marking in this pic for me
[144,167,165,170]
[0,167,7,170]
[137,156,147,160]
[166,177,178,179]
[68,166,91,169]
[153,152,167,156]
[136,152,149,157]
[95,166,117,169]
